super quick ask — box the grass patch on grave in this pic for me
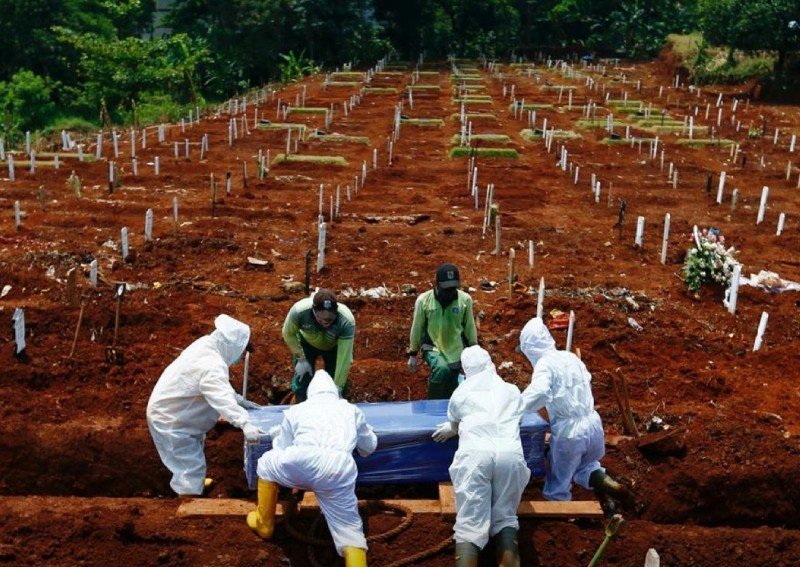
[375,71,404,76]
[288,107,328,115]
[418,71,439,77]
[400,118,445,127]
[326,81,361,88]
[271,154,348,167]
[449,113,497,121]
[601,137,657,144]
[575,119,629,130]
[520,129,582,141]
[511,103,555,111]
[407,84,441,92]
[540,85,578,92]
[449,147,518,159]
[330,72,363,81]
[257,123,308,136]
[634,118,684,128]
[642,124,709,134]
[607,99,644,107]
[450,75,483,82]
[362,87,398,94]
[452,85,486,93]
[37,151,98,162]
[310,134,370,144]
[613,106,644,115]
[450,134,511,145]
[454,99,493,106]
[676,138,736,148]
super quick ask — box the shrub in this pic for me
[0,69,57,142]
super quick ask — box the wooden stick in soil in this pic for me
[69,297,87,358]
[112,284,124,347]
[508,248,515,294]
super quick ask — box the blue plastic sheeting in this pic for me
[244,399,548,490]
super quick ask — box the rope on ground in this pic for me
[284,498,451,566]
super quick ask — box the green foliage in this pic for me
[0,70,56,142]
[40,116,97,137]
[279,51,320,83]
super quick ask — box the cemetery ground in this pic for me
[1,58,800,566]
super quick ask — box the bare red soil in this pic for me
[1,59,799,566]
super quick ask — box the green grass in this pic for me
[642,124,709,134]
[665,33,776,85]
[271,153,348,166]
[310,134,370,144]
[375,71,405,76]
[288,107,328,115]
[326,81,361,88]
[519,129,582,141]
[449,113,497,121]
[540,85,578,91]
[676,138,736,148]
[36,151,98,161]
[633,118,684,127]
[601,137,657,144]
[407,84,441,91]
[330,72,363,81]
[257,122,308,135]
[452,85,486,92]
[607,99,644,107]
[450,134,511,145]
[400,118,445,127]
[575,119,629,130]
[418,71,439,76]
[362,87,398,94]
[510,103,555,111]
[612,106,644,115]
[453,99,493,105]
[450,75,483,82]
[449,147,518,159]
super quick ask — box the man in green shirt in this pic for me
[407,264,479,399]
[282,289,355,402]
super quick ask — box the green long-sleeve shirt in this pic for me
[282,297,355,390]
[408,289,478,364]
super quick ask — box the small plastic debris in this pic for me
[645,415,664,433]
[0,285,10,299]
[498,361,514,370]
[627,317,644,331]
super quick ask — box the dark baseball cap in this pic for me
[312,288,338,312]
[435,263,461,289]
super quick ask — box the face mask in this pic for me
[436,286,458,306]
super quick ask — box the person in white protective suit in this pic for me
[518,317,631,506]
[146,314,265,496]
[248,369,377,567]
[431,345,530,567]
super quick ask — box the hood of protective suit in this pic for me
[212,314,250,366]
[306,370,340,400]
[461,345,494,379]
[519,317,556,366]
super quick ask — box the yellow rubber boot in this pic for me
[343,547,367,567]
[246,479,279,539]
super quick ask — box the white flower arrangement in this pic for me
[683,228,739,292]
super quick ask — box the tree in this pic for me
[699,0,800,73]
[0,70,57,142]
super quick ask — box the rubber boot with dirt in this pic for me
[589,470,633,508]
[494,527,521,567]
[343,547,367,566]
[246,479,279,539]
[455,541,480,567]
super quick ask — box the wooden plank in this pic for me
[517,500,603,518]
[438,483,456,516]
[176,495,602,519]
[177,498,290,518]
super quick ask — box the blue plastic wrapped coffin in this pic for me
[244,399,548,489]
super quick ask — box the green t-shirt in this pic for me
[282,297,355,389]
[408,289,478,364]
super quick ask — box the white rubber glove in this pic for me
[268,425,282,440]
[235,393,262,410]
[243,423,266,443]
[407,355,418,372]
[295,358,313,378]
[432,422,458,443]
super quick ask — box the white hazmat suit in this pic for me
[257,370,377,555]
[147,314,259,495]
[445,345,530,549]
[519,317,604,501]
